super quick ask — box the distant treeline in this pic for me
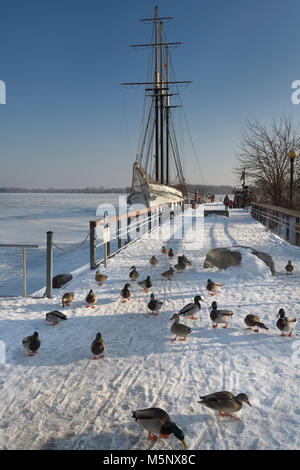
[0,184,234,194]
[0,187,130,194]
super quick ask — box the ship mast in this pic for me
[160,20,164,184]
[165,43,169,185]
[121,6,191,186]
[154,6,159,182]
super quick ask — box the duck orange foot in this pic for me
[219,411,240,421]
[148,432,158,442]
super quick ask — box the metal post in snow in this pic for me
[148,209,152,232]
[22,248,26,297]
[104,211,108,267]
[127,216,131,243]
[117,219,122,249]
[89,221,96,270]
[46,231,53,299]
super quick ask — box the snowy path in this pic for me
[0,206,300,450]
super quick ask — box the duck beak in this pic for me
[277,313,280,317]
[246,400,252,407]
[182,439,188,448]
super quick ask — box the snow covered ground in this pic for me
[0,205,300,450]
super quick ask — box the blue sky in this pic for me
[1,0,300,188]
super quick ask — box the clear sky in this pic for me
[1,0,300,189]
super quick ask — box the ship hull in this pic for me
[128,182,184,207]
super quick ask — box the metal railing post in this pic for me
[22,248,26,297]
[90,221,96,270]
[148,209,152,232]
[104,242,107,268]
[46,231,53,299]
[127,216,131,243]
[104,211,109,267]
[117,219,122,249]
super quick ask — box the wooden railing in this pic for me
[89,201,184,270]
[251,203,300,246]
[1,201,185,299]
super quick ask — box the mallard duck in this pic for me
[178,255,192,266]
[149,256,158,267]
[178,296,204,320]
[138,276,152,292]
[22,331,40,357]
[90,332,106,359]
[161,245,168,256]
[170,313,192,341]
[210,301,233,328]
[62,292,74,308]
[206,279,222,296]
[129,266,139,281]
[147,293,163,316]
[198,391,252,421]
[46,310,67,326]
[285,260,294,275]
[161,267,175,280]
[168,248,174,259]
[121,283,131,302]
[276,308,297,337]
[174,260,187,272]
[132,408,187,448]
[95,270,108,286]
[85,289,97,308]
[244,314,268,332]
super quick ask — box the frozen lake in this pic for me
[0,193,125,296]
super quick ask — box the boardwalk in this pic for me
[0,205,299,450]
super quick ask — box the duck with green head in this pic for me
[147,293,163,316]
[121,283,131,302]
[178,295,204,320]
[210,301,233,328]
[132,408,188,448]
[22,331,40,357]
[277,308,297,337]
[90,332,105,359]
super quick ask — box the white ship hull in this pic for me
[127,162,185,207]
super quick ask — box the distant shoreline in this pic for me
[0,188,129,194]
[0,184,234,194]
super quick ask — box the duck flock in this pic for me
[21,245,297,449]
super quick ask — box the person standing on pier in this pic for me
[223,194,230,214]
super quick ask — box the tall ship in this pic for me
[122,6,191,207]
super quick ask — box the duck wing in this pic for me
[47,310,67,320]
[132,408,170,423]
[199,391,235,410]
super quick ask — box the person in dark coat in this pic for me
[223,194,230,213]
